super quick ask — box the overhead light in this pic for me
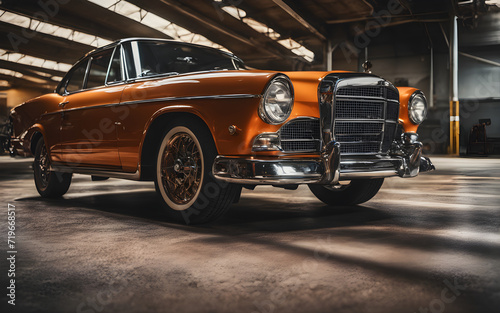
[0,80,11,87]
[86,0,226,50]
[485,0,500,7]
[0,10,112,47]
[0,68,23,78]
[22,76,50,84]
[0,68,50,84]
[222,6,281,40]
[221,5,314,62]
[0,49,72,72]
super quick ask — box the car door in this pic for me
[59,47,126,168]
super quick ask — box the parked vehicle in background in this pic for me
[0,119,12,155]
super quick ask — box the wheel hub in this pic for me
[160,132,202,205]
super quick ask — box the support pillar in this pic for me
[449,16,460,155]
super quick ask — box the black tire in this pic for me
[154,118,241,224]
[34,138,72,198]
[308,178,384,206]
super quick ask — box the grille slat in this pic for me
[335,100,383,119]
[382,123,397,152]
[279,119,321,152]
[337,86,383,98]
[335,122,383,135]
[340,142,381,154]
[386,102,399,121]
[281,141,321,152]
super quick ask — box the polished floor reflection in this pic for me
[0,156,499,313]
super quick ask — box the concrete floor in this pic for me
[0,155,499,313]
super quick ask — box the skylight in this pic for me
[0,10,112,48]
[0,68,50,84]
[0,49,72,72]
[86,0,226,50]
[220,4,314,62]
[0,69,23,78]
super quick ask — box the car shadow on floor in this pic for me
[15,187,500,260]
[15,188,391,232]
[14,188,500,310]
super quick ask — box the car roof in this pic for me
[82,37,239,61]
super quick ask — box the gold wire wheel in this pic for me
[160,132,202,205]
[36,142,51,188]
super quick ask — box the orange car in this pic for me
[10,38,434,224]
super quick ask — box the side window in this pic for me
[87,49,113,89]
[65,59,89,93]
[122,42,137,79]
[107,46,123,84]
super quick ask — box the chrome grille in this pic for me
[324,77,400,155]
[279,118,321,152]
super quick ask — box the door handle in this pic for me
[58,101,69,108]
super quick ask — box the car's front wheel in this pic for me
[34,138,72,198]
[308,179,384,206]
[155,119,241,224]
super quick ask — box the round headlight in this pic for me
[408,91,428,124]
[259,75,294,125]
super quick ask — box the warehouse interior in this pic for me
[1,0,500,155]
[0,1,499,313]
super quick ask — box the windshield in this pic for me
[135,41,245,78]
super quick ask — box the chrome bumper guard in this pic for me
[213,133,435,185]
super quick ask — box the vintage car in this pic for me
[10,38,434,224]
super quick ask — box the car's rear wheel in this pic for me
[308,178,384,206]
[155,119,241,224]
[34,138,72,198]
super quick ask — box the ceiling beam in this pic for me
[155,0,299,59]
[271,0,327,41]
[0,60,63,82]
[0,73,56,89]
[0,59,65,78]
[158,0,257,48]
[0,0,168,40]
[125,0,303,65]
[0,22,93,64]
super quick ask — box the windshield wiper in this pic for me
[139,71,179,78]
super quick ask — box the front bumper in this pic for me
[213,134,435,185]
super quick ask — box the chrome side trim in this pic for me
[119,93,261,106]
[41,94,261,117]
[50,164,141,180]
[341,171,398,179]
